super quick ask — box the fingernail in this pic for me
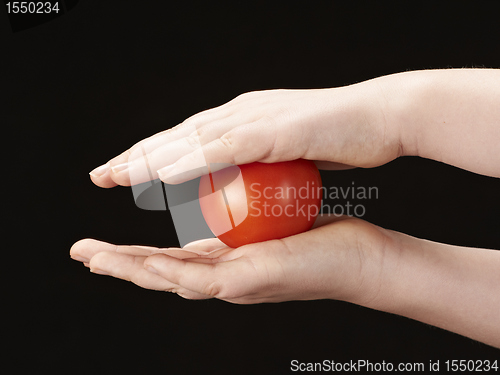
[90,268,109,276]
[157,164,175,181]
[71,254,90,263]
[144,264,158,274]
[111,162,129,174]
[89,163,109,178]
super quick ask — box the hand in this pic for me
[89,86,403,187]
[70,216,389,304]
[70,213,500,348]
[89,69,500,187]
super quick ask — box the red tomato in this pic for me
[198,159,322,248]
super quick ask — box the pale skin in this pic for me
[71,69,500,348]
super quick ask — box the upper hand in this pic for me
[89,86,402,187]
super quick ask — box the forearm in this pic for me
[363,230,500,348]
[377,68,500,177]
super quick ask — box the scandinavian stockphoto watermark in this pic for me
[249,181,379,220]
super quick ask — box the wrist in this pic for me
[320,76,415,168]
[356,228,500,347]
[365,70,435,159]
[322,219,397,306]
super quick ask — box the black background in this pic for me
[3,1,500,373]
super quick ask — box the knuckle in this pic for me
[233,90,256,102]
[109,149,132,166]
[158,127,177,141]
[203,279,225,297]
[181,113,199,125]
[122,148,133,159]
[168,122,184,132]
[186,122,220,145]
[233,92,248,102]
[219,132,235,149]
[185,134,201,149]
[203,276,242,300]
[183,107,217,125]
[192,125,203,137]
[217,135,237,165]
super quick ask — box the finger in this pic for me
[179,216,352,261]
[108,135,203,186]
[157,118,283,184]
[109,112,260,186]
[110,107,232,167]
[314,160,355,171]
[89,106,234,188]
[89,163,118,188]
[89,128,194,188]
[183,247,242,263]
[191,111,261,145]
[182,238,229,253]
[70,238,206,264]
[70,238,118,263]
[312,214,352,229]
[89,126,193,188]
[89,251,211,299]
[182,238,245,261]
[143,254,253,298]
[92,156,354,189]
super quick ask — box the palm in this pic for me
[70,216,387,304]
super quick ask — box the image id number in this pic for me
[445,360,499,372]
[6,2,60,14]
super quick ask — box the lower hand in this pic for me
[70,213,500,348]
[70,216,389,304]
